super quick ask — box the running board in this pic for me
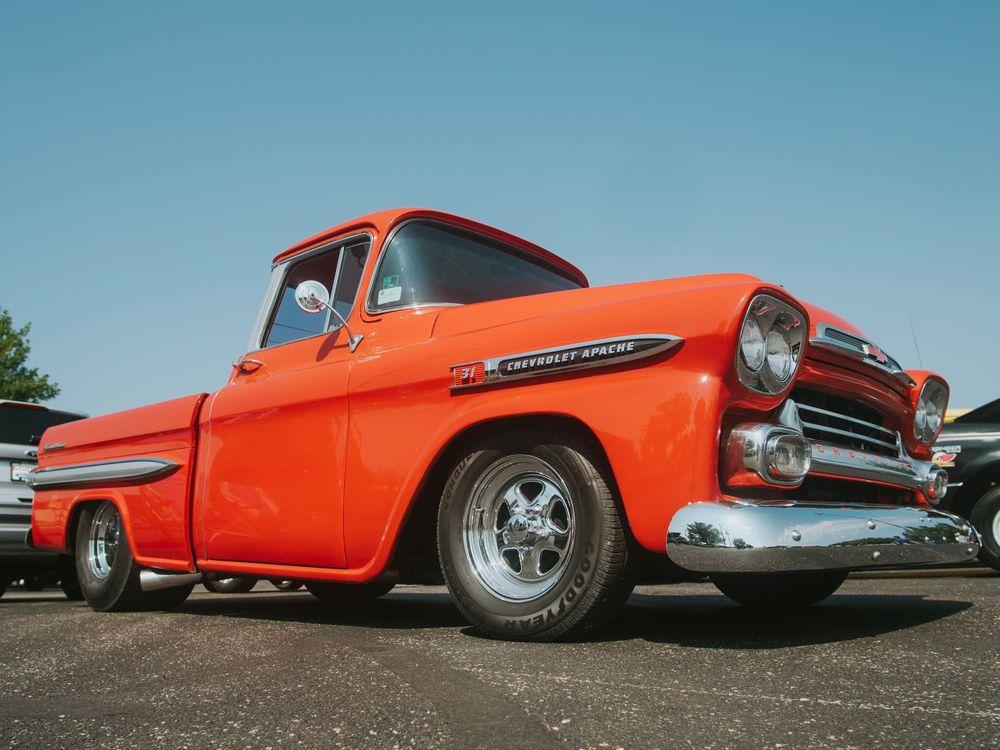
[139,570,204,592]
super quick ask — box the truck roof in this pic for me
[271,208,589,288]
[0,400,88,419]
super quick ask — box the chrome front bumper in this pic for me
[666,500,981,574]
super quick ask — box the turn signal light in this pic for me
[926,468,948,505]
[725,423,812,488]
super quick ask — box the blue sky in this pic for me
[2,2,998,415]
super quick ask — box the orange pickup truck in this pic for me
[28,208,979,640]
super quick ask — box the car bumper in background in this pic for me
[666,500,981,574]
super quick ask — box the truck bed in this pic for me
[30,393,208,570]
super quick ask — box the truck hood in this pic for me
[431,273,766,340]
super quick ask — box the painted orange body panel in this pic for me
[30,208,943,581]
[30,394,206,570]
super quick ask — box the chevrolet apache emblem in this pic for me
[451,334,683,389]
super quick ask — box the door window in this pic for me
[262,237,371,349]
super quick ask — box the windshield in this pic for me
[0,405,83,446]
[368,221,582,312]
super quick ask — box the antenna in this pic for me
[908,315,925,369]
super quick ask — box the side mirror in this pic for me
[291,279,365,353]
[294,280,330,314]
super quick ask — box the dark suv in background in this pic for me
[935,397,1000,570]
[1,400,87,598]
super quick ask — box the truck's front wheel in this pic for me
[711,572,847,608]
[438,432,635,641]
[75,502,193,611]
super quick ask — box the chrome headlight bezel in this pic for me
[736,294,807,396]
[914,378,948,444]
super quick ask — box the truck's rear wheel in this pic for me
[75,502,194,611]
[204,576,258,594]
[305,580,394,605]
[438,431,635,641]
[711,572,847,607]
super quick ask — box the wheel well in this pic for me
[390,414,616,584]
[64,499,108,555]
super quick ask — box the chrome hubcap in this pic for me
[992,510,999,549]
[463,455,575,602]
[87,503,121,580]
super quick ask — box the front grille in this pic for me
[791,387,900,457]
[789,476,913,505]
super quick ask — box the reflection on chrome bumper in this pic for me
[666,501,981,574]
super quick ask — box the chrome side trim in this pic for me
[451,334,683,390]
[809,441,932,492]
[666,500,980,573]
[27,458,179,489]
[810,324,915,387]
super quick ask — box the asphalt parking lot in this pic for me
[2,572,998,750]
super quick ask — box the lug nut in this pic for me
[872,551,881,561]
[867,519,876,530]
[791,530,801,542]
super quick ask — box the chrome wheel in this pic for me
[463,455,575,602]
[87,503,121,580]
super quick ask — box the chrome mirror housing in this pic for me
[294,280,330,314]
[292,279,364,353]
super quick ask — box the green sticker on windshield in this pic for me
[382,275,399,290]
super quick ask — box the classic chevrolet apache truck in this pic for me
[28,208,980,640]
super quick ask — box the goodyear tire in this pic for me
[305,580,394,605]
[970,486,1000,571]
[438,431,635,641]
[75,501,193,612]
[204,576,258,594]
[711,572,847,607]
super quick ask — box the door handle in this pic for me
[232,357,264,375]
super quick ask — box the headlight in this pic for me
[740,316,765,372]
[736,294,807,395]
[914,378,948,444]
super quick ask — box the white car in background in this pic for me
[1,400,87,598]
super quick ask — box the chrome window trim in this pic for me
[27,458,179,490]
[249,232,374,353]
[363,218,583,316]
[451,334,683,390]
[810,324,915,387]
